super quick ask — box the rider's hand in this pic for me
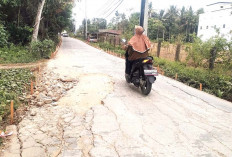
[122,45,128,50]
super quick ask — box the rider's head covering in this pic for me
[128,26,151,53]
[135,26,144,35]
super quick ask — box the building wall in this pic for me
[197,3,232,41]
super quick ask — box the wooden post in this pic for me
[200,83,202,91]
[10,100,14,124]
[162,71,165,75]
[31,80,34,95]
[157,65,160,73]
[175,73,178,80]
[38,65,41,73]
[34,72,37,86]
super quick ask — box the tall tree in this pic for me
[32,0,46,42]
[164,5,179,42]
[0,0,74,44]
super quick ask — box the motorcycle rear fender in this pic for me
[143,63,153,70]
[147,76,156,83]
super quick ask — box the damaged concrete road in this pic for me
[1,37,232,157]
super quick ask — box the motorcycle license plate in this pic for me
[144,69,158,76]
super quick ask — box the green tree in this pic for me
[0,24,8,47]
[163,5,179,42]
[186,32,228,70]
[186,34,205,67]
[0,0,74,44]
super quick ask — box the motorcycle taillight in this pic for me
[147,59,153,64]
[143,59,153,64]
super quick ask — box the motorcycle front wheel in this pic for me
[141,80,152,95]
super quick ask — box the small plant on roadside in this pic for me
[30,39,55,59]
[185,34,206,67]
[0,69,33,122]
[0,24,8,47]
[0,45,35,63]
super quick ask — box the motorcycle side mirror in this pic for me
[121,39,126,44]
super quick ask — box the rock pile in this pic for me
[28,70,78,107]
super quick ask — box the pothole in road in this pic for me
[58,73,113,115]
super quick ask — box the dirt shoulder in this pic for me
[0,59,48,70]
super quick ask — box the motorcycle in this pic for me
[121,39,158,95]
[125,55,158,95]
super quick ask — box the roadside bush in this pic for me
[7,24,33,45]
[0,39,56,64]
[0,45,36,63]
[153,57,232,102]
[0,24,8,47]
[97,42,125,55]
[31,39,55,59]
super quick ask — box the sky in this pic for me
[72,0,225,28]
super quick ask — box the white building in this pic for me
[197,2,232,41]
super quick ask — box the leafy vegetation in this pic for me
[0,24,8,47]
[153,57,232,102]
[0,0,73,64]
[0,46,33,64]
[77,3,203,43]
[31,39,55,59]
[0,69,33,121]
[0,0,74,45]
[80,18,107,35]
[186,33,232,71]
[86,41,124,55]
[0,39,55,64]
[98,42,125,55]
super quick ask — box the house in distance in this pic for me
[197,2,232,41]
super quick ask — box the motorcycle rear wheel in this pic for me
[141,81,152,95]
[125,74,130,83]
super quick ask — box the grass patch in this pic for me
[87,41,125,55]
[0,69,33,122]
[153,57,232,102]
[0,46,36,64]
[0,39,55,64]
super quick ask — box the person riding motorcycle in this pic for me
[123,26,151,77]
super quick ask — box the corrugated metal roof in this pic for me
[98,29,122,35]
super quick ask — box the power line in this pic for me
[102,0,121,15]
[103,0,124,19]
[100,0,122,19]
[98,0,122,18]
[95,0,116,17]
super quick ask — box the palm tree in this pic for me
[164,5,179,42]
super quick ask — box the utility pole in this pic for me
[139,0,148,35]
[85,0,88,39]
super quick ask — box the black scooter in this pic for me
[125,55,158,95]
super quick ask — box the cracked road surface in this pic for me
[3,37,232,157]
